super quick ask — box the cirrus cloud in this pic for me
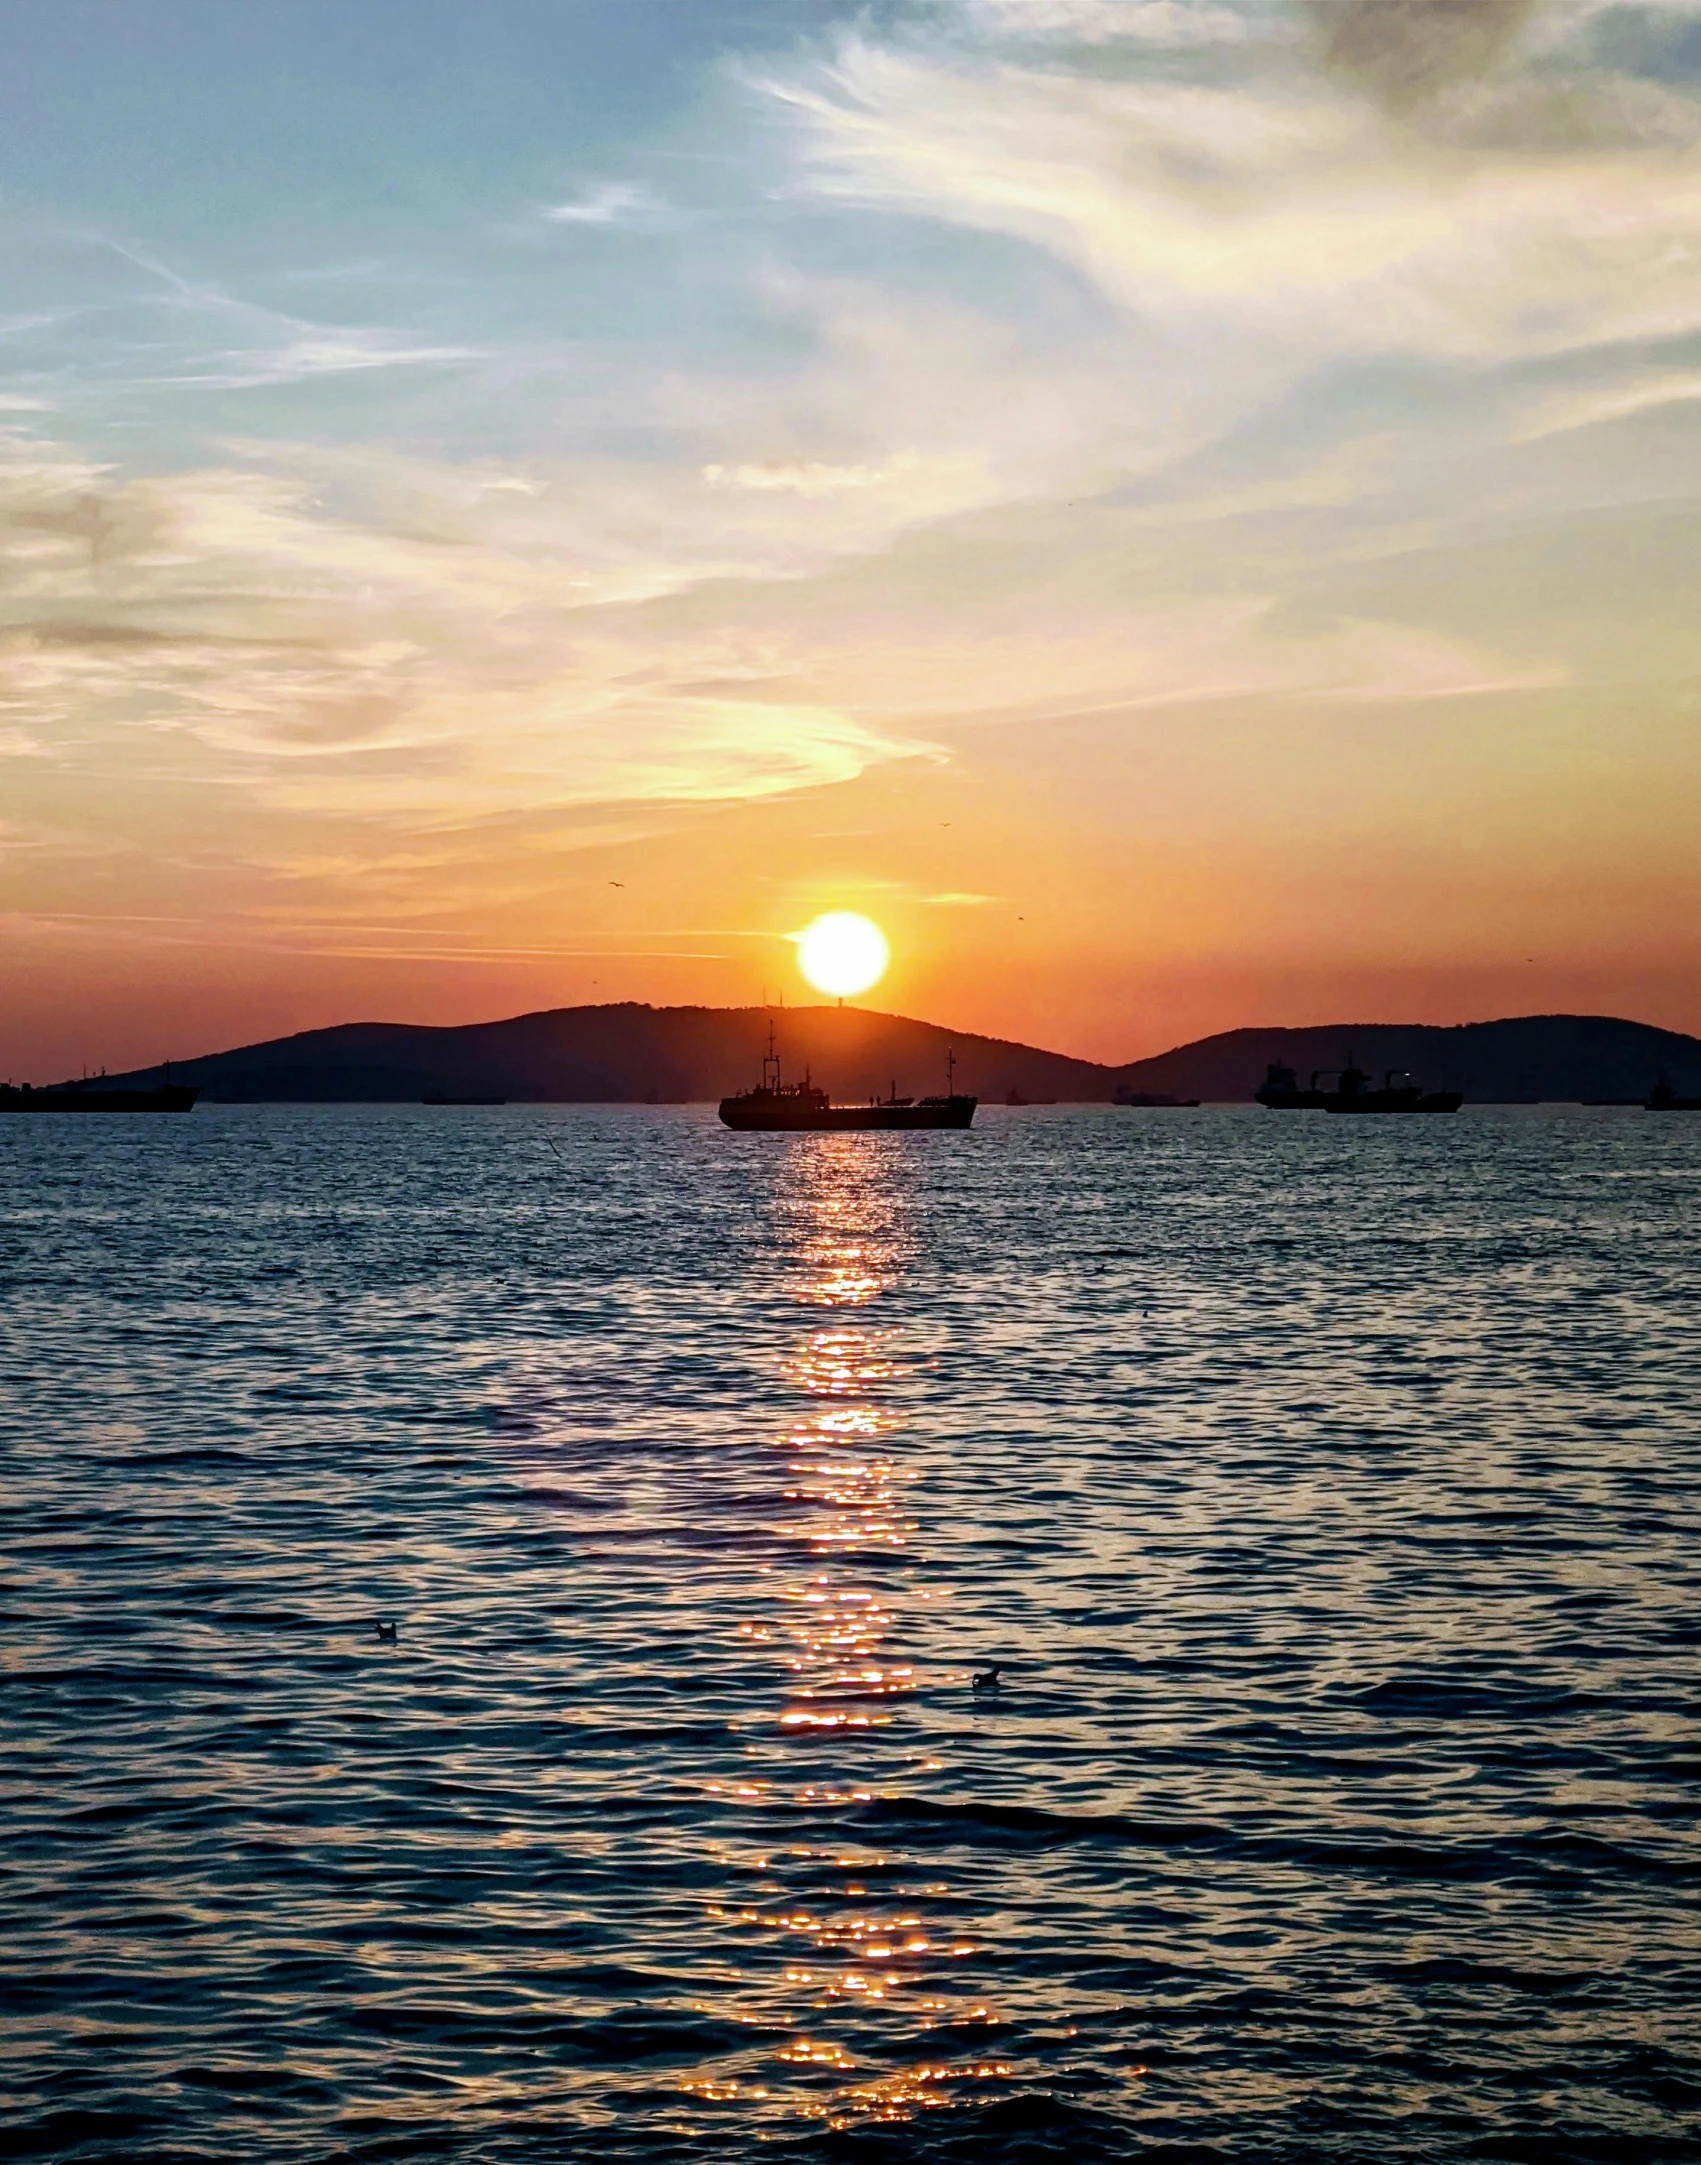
[764,29,1701,377]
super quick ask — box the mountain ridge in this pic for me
[1113,1012,1701,1104]
[90,1004,1701,1104]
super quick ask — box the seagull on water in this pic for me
[972,1663,1002,1691]
[374,1620,398,1642]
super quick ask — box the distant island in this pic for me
[86,1005,1701,1106]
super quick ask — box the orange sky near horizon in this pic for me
[8,675,1698,1081]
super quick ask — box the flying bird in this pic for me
[609,880,625,888]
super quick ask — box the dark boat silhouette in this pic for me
[0,1078,200,1113]
[719,1029,975,1131]
[1325,1064,1461,1113]
[1255,1063,1328,1109]
[1114,1087,1200,1107]
[1256,1060,1459,1113]
[1646,1077,1701,1110]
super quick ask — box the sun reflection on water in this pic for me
[687,1139,1008,2136]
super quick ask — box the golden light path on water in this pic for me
[689,1143,1014,2137]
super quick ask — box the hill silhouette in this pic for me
[111,1004,1107,1104]
[1111,1013,1701,1105]
[101,1004,1701,1104]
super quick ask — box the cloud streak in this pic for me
[543,182,670,226]
[767,30,1701,378]
[0,428,945,822]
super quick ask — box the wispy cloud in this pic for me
[961,0,1264,46]
[81,237,483,388]
[0,428,942,823]
[703,452,923,493]
[543,182,669,226]
[170,331,481,389]
[762,9,1701,381]
[1514,366,1701,439]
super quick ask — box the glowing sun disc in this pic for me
[797,912,890,999]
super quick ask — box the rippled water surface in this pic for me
[2,1105,1698,2163]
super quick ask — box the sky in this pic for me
[3,0,1700,1078]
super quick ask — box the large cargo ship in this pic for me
[719,1031,976,1131]
[1256,1062,1460,1113]
[0,1079,201,1113]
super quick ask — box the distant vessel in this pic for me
[1255,1064,1328,1109]
[719,1030,976,1131]
[1114,1087,1200,1107]
[1326,1064,1461,1114]
[0,1079,200,1113]
[1256,1061,1460,1113]
[1005,1087,1058,1106]
[1647,1078,1701,1111]
[422,1092,506,1105]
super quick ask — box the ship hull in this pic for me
[1260,1087,1461,1112]
[719,1096,975,1131]
[1326,1090,1462,1114]
[0,1085,201,1113]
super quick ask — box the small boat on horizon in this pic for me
[719,1029,976,1131]
[1646,1078,1701,1110]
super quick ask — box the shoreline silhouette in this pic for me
[51,1004,1701,1109]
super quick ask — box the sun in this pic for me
[796,912,890,999]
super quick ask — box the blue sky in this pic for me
[4,0,1701,1069]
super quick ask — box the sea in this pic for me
[2,1104,1697,2164]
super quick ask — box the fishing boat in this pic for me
[719,1029,975,1131]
